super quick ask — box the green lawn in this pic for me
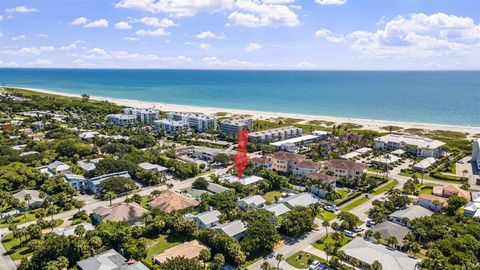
[0,211,37,228]
[336,189,350,199]
[340,196,370,212]
[312,233,351,251]
[286,251,326,269]
[1,233,33,260]
[145,235,182,259]
[373,180,399,195]
[418,186,434,195]
[317,211,337,222]
[140,195,152,209]
[399,171,435,181]
[263,190,282,204]
[366,167,383,173]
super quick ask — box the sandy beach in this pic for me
[9,86,480,136]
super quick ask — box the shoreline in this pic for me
[6,86,480,136]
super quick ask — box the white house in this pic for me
[64,174,87,191]
[413,157,437,172]
[187,209,221,229]
[237,195,266,210]
[281,192,319,208]
[213,220,247,241]
[264,203,290,217]
[138,162,168,173]
[13,190,43,209]
[42,160,71,176]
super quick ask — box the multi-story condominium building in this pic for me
[323,159,366,182]
[219,118,253,135]
[269,151,305,173]
[248,126,303,143]
[124,108,159,124]
[250,157,273,169]
[473,139,480,170]
[106,114,135,126]
[167,112,217,132]
[374,134,445,158]
[293,160,322,176]
[153,119,189,133]
[63,174,87,191]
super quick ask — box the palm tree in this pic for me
[331,221,339,232]
[370,260,383,270]
[24,194,32,210]
[105,191,116,206]
[275,253,284,269]
[310,203,322,218]
[387,236,398,249]
[322,220,330,236]
[461,169,468,178]
[373,231,382,243]
[261,261,271,270]
[364,229,373,240]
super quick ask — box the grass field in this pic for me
[1,233,33,260]
[317,211,337,222]
[373,180,399,195]
[340,196,370,212]
[145,235,182,260]
[312,233,351,251]
[0,211,37,228]
[263,190,282,204]
[286,251,326,269]
[399,171,435,180]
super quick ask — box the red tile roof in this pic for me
[272,151,305,161]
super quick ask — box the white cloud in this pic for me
[115,21,132,30]
[26,58,53,67]
[315,28,346,43]
[0,60,20,67]
[59,40,85,50]
[199,43,211,50]
[348,13,480,58]
[115,0,234,17]
[315,0,346,5]
[5,6,38,13]
[124,37,139,41]
[137,17,176,28]
[37,33,48,38]
[195,31,225,39]
[70,17,88,25]
[245,42,262,51]
[136,28,170,36]
[85,19,109,28]
[11,35,26,41]
[0,46,55,56]
[228,0,299,28]
[201,56,273,69]
[295,61,317,69]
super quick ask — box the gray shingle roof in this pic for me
[77,249,149,270]
[371,221,411,246]
[213,220,247,237]
[389,205,433,220]
[281,192,319,208]
[340,238,418,270]
[264,203,290,216]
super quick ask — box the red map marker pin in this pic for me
[233,128,249,178]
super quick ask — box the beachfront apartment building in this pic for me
[473,139,480,170]
[293,160,322,176]
[123,108,159,124]
[167,112,217,132]
[374,134,445,158]
[153,119,189,133]
[106,114,135,126]
[219,118,253,135]
[323,159,366,182]
[248,126,303,143]
[269,151,305,173]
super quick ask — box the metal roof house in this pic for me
[77,249,149,270]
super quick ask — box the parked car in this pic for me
[344,230,355,238]
[309,260,320,270]
[366,220,376,227]
[324,205,335,213]
[353,227,364,233]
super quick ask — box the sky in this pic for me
[0,0,479,70]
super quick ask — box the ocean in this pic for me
[0,68,479,127]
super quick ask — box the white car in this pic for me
[309,260,320,270]
[344,230,355,238]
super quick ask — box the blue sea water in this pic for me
[0,68,479,127]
